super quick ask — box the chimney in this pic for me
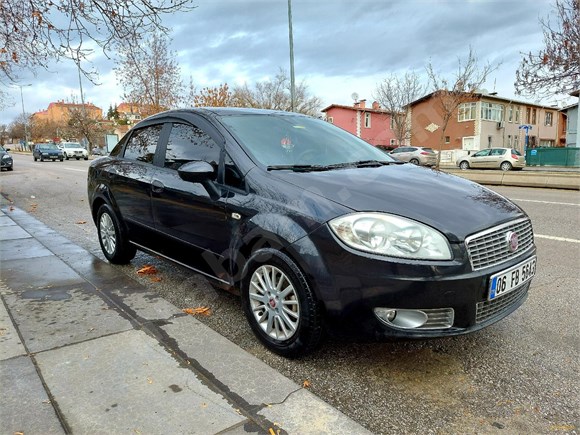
[372,101,380,110]
[359,99,366,109]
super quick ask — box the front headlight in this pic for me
[1,154,10,160]
[329,213,452,260]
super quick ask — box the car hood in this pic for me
[272,164,525,242]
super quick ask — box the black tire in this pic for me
[84,157,89,160]
[241,248,324,358]
[459,160,470,170]
[500,161,513,171]
[409,158,420,165]
[96,204,137,264]
[65,153,69,160]
[75,157,80,160]
[7,166,13,171]
[33,156,37,162]
[40,156,44,162]
[59,157,64,162]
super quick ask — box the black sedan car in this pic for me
[88,108,536,357]
[0,146,13,171]
[33,143,64,162]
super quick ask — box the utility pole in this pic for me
[17,84,32,151]
[287,0,296,112]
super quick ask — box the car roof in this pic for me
[139,107,309,123]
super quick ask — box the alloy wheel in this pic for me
[99,212,117,255]
[249,265,300,341]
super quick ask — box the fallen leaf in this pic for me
[150,277,162,282]
[302,380,311,388]
[147,377,153,384]
[75,221,87,225]
[8,206,14,211]
[182,306,212,316]
[137,265,157,275]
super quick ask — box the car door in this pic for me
[489,148,507,168]
[150,120,230,278]
[469,149,491,168]
[107,124,164,241]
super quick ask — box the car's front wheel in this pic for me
[500,161,513,171]
[459,161,470,170]
[64,153,69,160]
[241,249,324,358]
[97,204,137,264]
[410,158,420,165]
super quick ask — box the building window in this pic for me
[327,116,334,124]
[458,102,477,121]
[515,107,521,123]
[532,108,537,124]
[390,139,396,146]
[540,139,554,147]
[545,112,553,126]
[445,136,450,144]
[508,105,513,122]
[390,117,395,129]
[514,135,519,151]
[364,112,371,128]
[526,107,531,124]
[507,135,512,147]
[481,103,504,122]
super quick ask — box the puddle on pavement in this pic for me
[21,288,72,301]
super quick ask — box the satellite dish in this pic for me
[351,92,359,102]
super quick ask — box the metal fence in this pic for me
[526,147,580,167]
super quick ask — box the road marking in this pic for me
[63,167,86,173]
[511,198,580,207]
[536,234,580,243]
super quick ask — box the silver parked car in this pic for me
[390,146,437,166]
[457,148,525,171]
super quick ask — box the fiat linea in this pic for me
[88,108,536,357]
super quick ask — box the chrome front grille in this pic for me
[465,218,534,271]
[476,281,530,323]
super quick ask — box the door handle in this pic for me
[151,179,164,194]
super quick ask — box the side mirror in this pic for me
[5,148,10,152]
[178,161,216,183]
[178,161,221,199]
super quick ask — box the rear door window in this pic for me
[124,125,163,163]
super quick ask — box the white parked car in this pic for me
[58,142,89,160]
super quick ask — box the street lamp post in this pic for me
[16,84,32,151]
[287,0,296,112]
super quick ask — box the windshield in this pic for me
[40,144,59,150]
[64,143,82,148]
[219,114,396,167]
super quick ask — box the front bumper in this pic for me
[1,159,12,168]
[292,224,535,339]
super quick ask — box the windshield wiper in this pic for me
[267,164,331,172]
[326,160,401,169]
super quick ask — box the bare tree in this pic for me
[190,83,234,107]
[62,106,106,148]
[232,69,322,116]
[0,0,195,84]
[8,112,31,149]
[515,0,580,97]
[426,48,498,169]
[115,33,183,116]
[373,72,425,146]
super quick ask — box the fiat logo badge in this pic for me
[506,231,519,252]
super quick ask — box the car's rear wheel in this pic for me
[33,156,37,161]
[459,161,470,170]
[410,158,420,165]
[500,161,513,171]
[241,249,323,358]
[97,204,136,264]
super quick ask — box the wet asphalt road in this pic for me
[1,154,579,434]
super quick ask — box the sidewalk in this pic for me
[0,204,370,435]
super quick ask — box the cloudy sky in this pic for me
[0,0,564,125]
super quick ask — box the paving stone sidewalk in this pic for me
[0,204,370,435]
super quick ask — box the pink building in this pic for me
[321,100,397,149]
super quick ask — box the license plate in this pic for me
[489,256,536,300]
